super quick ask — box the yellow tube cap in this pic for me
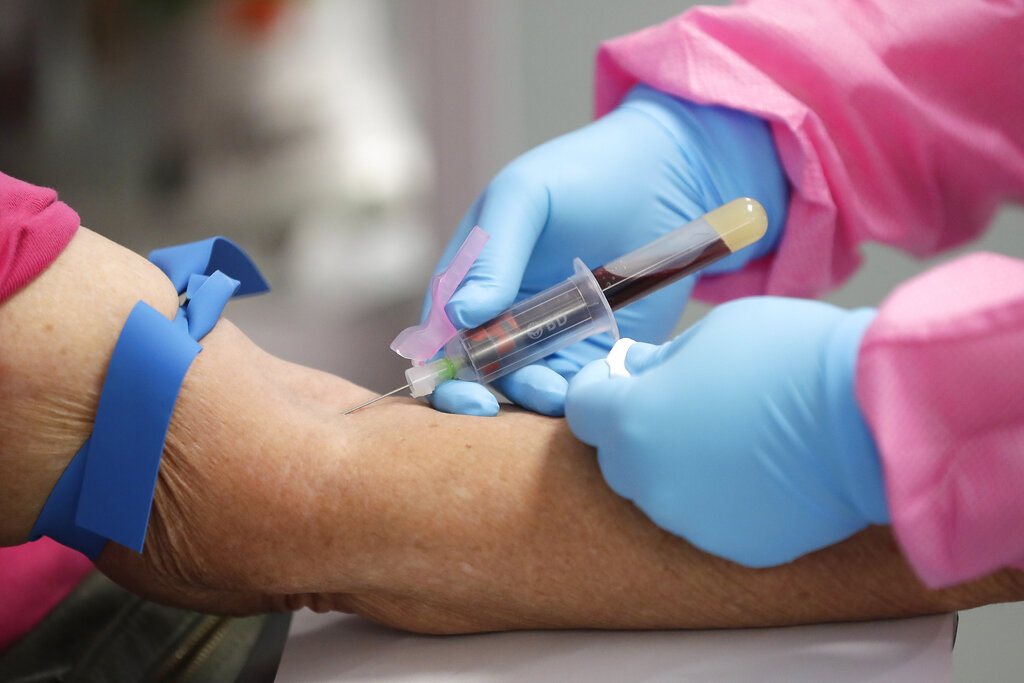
[704,197,769,253]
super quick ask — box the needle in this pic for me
[343,384,410,415]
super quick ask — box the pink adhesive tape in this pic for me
[391,226,489,363]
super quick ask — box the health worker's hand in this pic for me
[565,297,890,568]
[429,84,788,417]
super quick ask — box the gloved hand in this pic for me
[565,297,890,567]
[428,84,788,417]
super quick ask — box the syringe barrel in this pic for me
[445,259,618,385]
[410,198,767,397]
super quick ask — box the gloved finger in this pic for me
[491,364,568,417]
[420,194,486,322]
[620,341,660,375]
[445,167,551,329]
[564,357,633,448]
[545,354,586,381]
[510,331,619,388]
[624,318,707,375]
[429,380,499,417]
[539,332,617,382]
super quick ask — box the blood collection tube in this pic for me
[592,197,768,310]
[404,197,767,398]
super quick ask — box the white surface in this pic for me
[277,610,954,682]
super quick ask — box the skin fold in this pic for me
[1,228,1022,634]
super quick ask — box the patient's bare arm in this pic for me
[2,228,1022,634]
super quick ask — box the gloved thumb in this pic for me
[620,341,661,375]
[564,355,635,448]
[621,319,706,375]
[492,364,569,417]
[430,379,500,417]
[444,169,550,329]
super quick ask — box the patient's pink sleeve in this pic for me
[593,0,1024,302]
[0,540,93,651]
[856,253,1024,588]
[1,171,79,301]
[1,171,86,651]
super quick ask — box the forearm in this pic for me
[101,332,1024,633]
[4,230,1022,634]
[262,403,1024,633]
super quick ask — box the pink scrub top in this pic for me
[594,0,1024,587]
[0,171,90,651]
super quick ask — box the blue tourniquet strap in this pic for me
[28,237,269,559]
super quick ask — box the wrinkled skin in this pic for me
[2,228,1022,634]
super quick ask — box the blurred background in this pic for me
[1,1,1020,679]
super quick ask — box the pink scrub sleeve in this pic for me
[594,0,1024,302]
[593,3,1024,586]
[857,253,1024,588]
[0,171,90,651]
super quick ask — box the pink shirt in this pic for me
[0,171,90,651]
[1,172,80,300]
[595,1,1024,586]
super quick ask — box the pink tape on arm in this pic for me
[390,226,489,363]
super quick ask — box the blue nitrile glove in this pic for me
[565,297,890,567]
[428,84,789,417]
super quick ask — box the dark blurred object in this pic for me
[0,571,291,682]
[0,2,36,128]
[127,0,203,22]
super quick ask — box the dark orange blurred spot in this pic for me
[227,0,287,35]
